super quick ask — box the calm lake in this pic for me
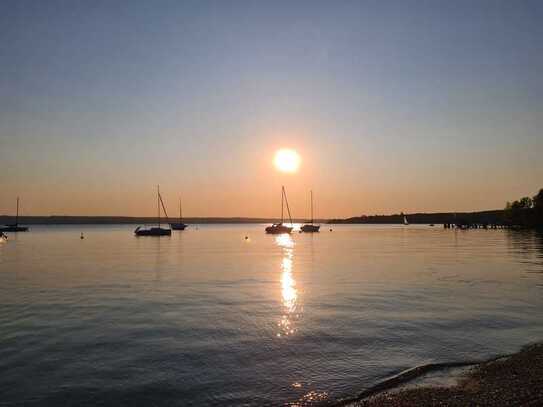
[1,224,543,406]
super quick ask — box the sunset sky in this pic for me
[2,1,542,218]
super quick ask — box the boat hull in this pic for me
[265,224,293,234]
[301,224,320,233]
[0,225,29,232]
[170,223,187,230]
[134,227,171,236]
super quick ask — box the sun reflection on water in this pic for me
[275,234,300,338]
[281,257,296,311]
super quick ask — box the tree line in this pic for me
[504,188,543,228]
[331,188,543,229]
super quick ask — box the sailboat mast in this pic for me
[179,197,182,223]
[281,186,284,224]
[157,185,160,228]
[16,197,19,226]
[283,187,293,226]
[310,190,314,224]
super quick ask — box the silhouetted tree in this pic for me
[520,197,533,209]
[505,190,542,228]
[533,189,543,228]
[533,189,543,210]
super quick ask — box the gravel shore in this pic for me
[350,342,543,406]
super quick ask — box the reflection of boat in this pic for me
[0,232,7,241]
[170,197,187,231]
[301,190,320,233]
[403,215,409,225]
[266,186,293,234]
[0,197,29,232]
[135,186,172,236]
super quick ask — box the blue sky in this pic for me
[1,1,542,217]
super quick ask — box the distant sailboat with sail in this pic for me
[170,197,187,231]
[265,186,293,234]
[403,215,409,225]
[0,197,29,232]
[301,190,320,233]
[134,186,172,236]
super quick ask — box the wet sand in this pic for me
[344,342,543,406]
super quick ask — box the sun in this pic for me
[274,149,301,173]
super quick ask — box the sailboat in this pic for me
[265,186,293,234]
[0,197,29,232]
[403,215,409,225]
[170,197,187,230]
[134,186,172,236]
[301,190,320,233]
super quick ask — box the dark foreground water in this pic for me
[1,224,543,406]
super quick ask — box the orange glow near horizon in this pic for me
[274,149,301,173]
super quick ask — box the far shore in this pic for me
[0,209,507,225]
[338,342,543,406]
[0,216,324,225]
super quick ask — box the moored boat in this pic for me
[0,197,29,232]
[301,224,320,233]
[135,186,172,236]
[265,186,293,234]
[134,226,171,236]
[170,197,187,230]
[169,223,187,230]
[265,223,293,234]
[301,190,320,233]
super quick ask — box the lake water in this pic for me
[1,224,543,406]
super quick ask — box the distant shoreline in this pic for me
[0,216,325,225]
[0,210,505,225]
[330,209,506,225]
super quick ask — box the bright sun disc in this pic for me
[274,149,301,173]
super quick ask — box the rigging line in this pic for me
[283,187,293,225]
[159,192,169,220]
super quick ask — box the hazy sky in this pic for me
[2,1,542,218]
